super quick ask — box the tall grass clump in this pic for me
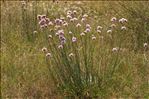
[38,7,143,98]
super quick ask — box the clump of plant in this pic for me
[37,8,148,98]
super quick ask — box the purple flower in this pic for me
[111,17,117,22]
[72,36,77,42]
[84,28,91,33]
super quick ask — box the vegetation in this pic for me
[1,1,149,99]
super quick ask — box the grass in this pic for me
[1,1,149,99]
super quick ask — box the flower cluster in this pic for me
[37,15,51,28]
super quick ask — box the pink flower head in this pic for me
[111,17,117,22]
[69,53,74,57]
[67,15,72,19]
[112,47,119,52]
[144,43,148,47]
[76,23,81,27]
[58,45,63,49]
[39,19,46,26]
[84,28,91,33]
[81,18,86,22]
[46,53,52,57]
[72,36,77,42]
[86,24,91,29]
[42,47,48,53]
[58,29,64,35]
[119,18,127,23]
[121,26,126,30]
[41,15,46,19]
[37,15,42,20]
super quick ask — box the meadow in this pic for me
[1,1,149,99]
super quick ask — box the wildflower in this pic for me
[73,17,78,21]
[80,32,85,36]
[70,18,75,22]
[67,15,72,19]
[111,17,117,22]
[37,15,42,20]
[48,35,52,39]
[55,32,59,36]
[121,26,126,30]
[97,26,103,30]
[92,36,96,40]
[144,43,148,48]
[110,24,116,28]
[55,19,62,25]
[112,47,119,52]
[41,15,46,19]
[58,29,64,35]
[58,45,63,49]
[60,17,65,21]
[69,53,74,57]
[107,30,112,33]
[39,19,46,26]
[67,10,72,15]
[119,18,127,23]
[45,18,50,24]
[84,28,91,33]
[72,37,77,42]
[63,22,68,27]
[69,31,72,34]
[42,47,48,53]
[46,53,52,57]
[81,18,86,22]
[76,23,81,27]
[59,35,66,41]
[73,10,77,14]
[86,24,91,29]
[33,31,37,34]
[61,40,66,45]
[97,30,101,33]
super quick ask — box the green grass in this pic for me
[1,1,149,99]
